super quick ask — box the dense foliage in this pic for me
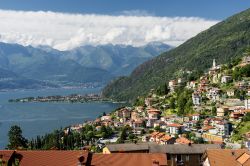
[7,124,113,151]
[103,8,250,102]
[7,125,28,149]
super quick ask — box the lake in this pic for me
[0,88,121,149]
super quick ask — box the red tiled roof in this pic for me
[0,150,14,162]
[91,153,167,166]
[205,149,250,166]
[18,150,89,166]
[160,135,172,141]
[175,137,192,144]
[167,123,183,127]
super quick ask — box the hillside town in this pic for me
[38,56,250,165]
[65,56,250,149]
[2,56,250,165]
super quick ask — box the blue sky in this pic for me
[0,0,249,19]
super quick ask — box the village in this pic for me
[64,55,250,153]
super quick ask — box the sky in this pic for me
[0,0,249,50]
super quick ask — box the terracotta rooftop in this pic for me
[175,137,193,144]
[160,135,172,141]
[167,123,183,127]
[0,150,14,163]
[91,153,167,166]
[205,149,250,166]
[17,150,89,166]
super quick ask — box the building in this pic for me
[91,153,167,166]
[169,80,177,92]
[245,99,250,109]
[103,143,151,154]
[207,88,220,102]
[190,114,200,121]
[244,132,250,150]
[167,123,184,135]
[175,137,193,145]
[216,107,229,117]
[203,149,250,166]
[192,92,202,106]
[221,75,232,84]
[226,89,235,97]
[150,144,221,166]
[0,150,168,166]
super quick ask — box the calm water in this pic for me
[0,88,120,149]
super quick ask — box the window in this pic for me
[177,154,182,161]
[186,155,189,161]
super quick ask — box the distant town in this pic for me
[8,93,114,103]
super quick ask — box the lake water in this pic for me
[0,88,121,149]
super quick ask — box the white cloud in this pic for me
[0,10,219,51]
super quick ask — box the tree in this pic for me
[7,125,28,149]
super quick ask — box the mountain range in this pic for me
[102,8,250,102]
[0,42,171,90]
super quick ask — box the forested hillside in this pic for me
[103,8,250,102]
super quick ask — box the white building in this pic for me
[192,92,202,105]
[221,75,232,84]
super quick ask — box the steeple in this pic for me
[213,59,216,68]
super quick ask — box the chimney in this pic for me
[231,151,235,156]
[77,155,85,166]
[152,160,160,166]
[188,142,192,146]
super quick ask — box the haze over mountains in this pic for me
[0,41,171,90]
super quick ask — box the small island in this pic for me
[8,93,114,103]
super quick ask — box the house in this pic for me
[192,92,202,106]
[214,120,232,136]
[132,120,144,128]
[247,89,250,96]
[103,143,151,154]
[203,149,250,166]
[101,115,111,121]
[0,150,90,166]
[91,153,168,166]
[202,133,224,144]
[190,113,200,121]
[207,88,220,102]
[169,80,177,92]
[221,75,232,84]
[160,135,175,145]
[0,150,168,166]
[216,107,229,117]
[175,137,193,145]
[226,89,235,97]
[131,111,140,121]
[150,132,161,142]
[150,144,221,166]
[167,123,184,135]
[153,120,166,128]
[244,132,250,150]
[245,99,250,109]
[177,78,182,84]
[186,81,196,89]
[239,56,250,67]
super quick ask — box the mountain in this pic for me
[0,67,58,90]
[61,42,172,76]
[0,42,171,90]
[102,8,250,102]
